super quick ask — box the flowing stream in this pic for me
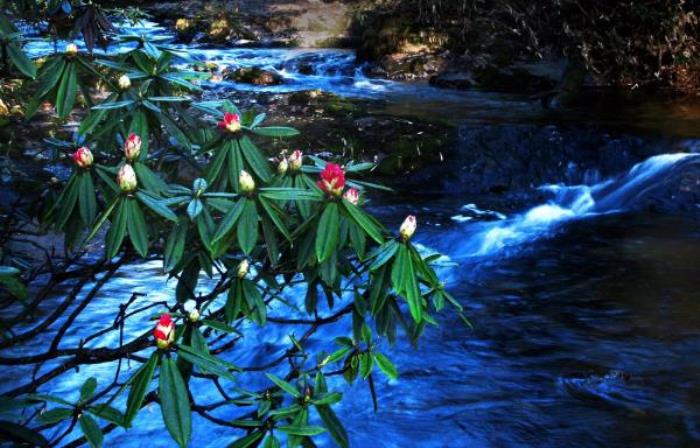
[8,21,700,447]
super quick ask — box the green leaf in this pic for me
[359,351,373,379]
[312,392,342,405]
[392,244,422,322]
[105,199,128,259]
[56,61,77,118]
[177,344,239,381]
[80,377,98,402]
[125,353,157,426]
[164,218,188,271]
[258,188,322,202]
[201,319,240,335]
[126,199,149,257]
[91,100,135,110]
[187,198,204,220]
[227,431,263,448]
[258,196,291,242]
[368,240,399,271]
[79,414,103,448]
[211,197,246,244]
[36,57,66,98]
[7,43,36,78]
[238,137,272,182]
[342,200,384,244]
[315,202,339,263]
[85,196,119,244]
[37,407,73,424]
[251,126,299,138]
[78,172,97,225]
[315,404,348,448]
[87,405,125,427]
[56,174,79,229]
[133,163,168,195]
[0,420,49,447]
[276,425,326,436]
[374,353,398,380]
[159,357,192,448]
[237,199,259,255]
[265,373,300,398]
[136,191,178,222]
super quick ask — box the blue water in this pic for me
[5,20,700,448]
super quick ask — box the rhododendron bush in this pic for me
[0,3,465,447]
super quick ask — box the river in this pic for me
[8,20,700,447]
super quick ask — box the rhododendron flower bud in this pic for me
[239,170,255,193]
[289,150,303,171]
[343,188,359,205]
[277,157,288,174]
[218,112,241,133]
[237,259,249,279]
[117,74,131,90]
[399,215,417,241]
[317,163,345,196]
[65,43,78,56]
[73,146,93,168]
[124,133,141,161]
[183,300,200,322]
[117,164,138,192]
[154,313,175,349]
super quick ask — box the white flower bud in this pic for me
[117,164,138,192]
[117,74,131,90]
[277,157,288,175]
[239,170,255,193]
[399,215,417,241]
[65,43,78,56]
[237,259,249,279]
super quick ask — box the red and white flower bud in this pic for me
[124,133,142,161]
[218,112,241,133]
[237,259,249,279]
[65,43,78,56]
[288,150,303,171]
[399,215,417,241]
[117,74,131,90]
[343,188,360,205]
[239,170,255,193]
[277,157,288,175]
[317,163,345,197]
[153,313,175,349]
[117,164,138,192]
[72,146,93,168]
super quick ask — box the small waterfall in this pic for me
[451,153,698,258]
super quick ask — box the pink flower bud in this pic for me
[288,150,303,171]
[239,170,255,193]
[399,215,417,241]
[316,163,345,197]
[124,133,141,161]
[153,313,175,349]
[218,112,241,133]
[117,164,138,192]
[343,188,359,205]
[72,146,93,168]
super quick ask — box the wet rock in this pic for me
[472,65,558,93]
[225,67,282,86]
[429,71,476,89]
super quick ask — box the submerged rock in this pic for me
[225,67,282,85]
